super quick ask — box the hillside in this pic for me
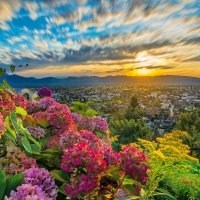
[1,74,200,87]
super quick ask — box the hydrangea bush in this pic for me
[0,84,173,200]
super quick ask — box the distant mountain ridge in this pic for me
[1,74,200,87]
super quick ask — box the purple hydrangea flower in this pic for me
[71,112,82,124]
[36,97,56,109]
[78,116,95,131]
[27,126,46,139]
[23,167,58,199]
[94,117,108,132]
[37,87,53,98]
[4,184,46,200]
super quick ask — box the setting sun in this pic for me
[138,68,151,75]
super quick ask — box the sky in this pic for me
[0,0,200,78]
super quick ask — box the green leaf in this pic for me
[0,136,5,143]
[0,170,6,200]
[34,96,41,101]
[72,101,82,106]
[123,184,138,195]
[4,130,16,142]
[86,101,94,106]
[10,111,19,134]
[58,183,67,195]
[94,130,103,139]
[123,178,145,190]
[155,188,176,199]
[38,136,49,149]
[30,144,40,154]
[115,196,139,200]
[10,65,15,73]
[19,121,40,149]
[15,107,27,116]
[3,79,15,94]
[42,149,63,155]
[5,116,16,140]
[4,174,24,197]
[85,109,98,115]
[0,68,6,77]
[50,170,70,183]
[21,136,32,154]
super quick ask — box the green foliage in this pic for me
[124,106,144,121]
[0,64,29,77]
[159,162,200,200]
[21,136,32,153]
[50,170,70,183]
[0,170,6,200]
[0,170,24,200]
[15,106,27,116]
[109,119,152,145]
[175,109,200,155]
[10,65,15,73]
[4,174,24,198]
[0,68,6,77]
[130,96,139,109]
[140,166,176,200]
[70,101,98,116]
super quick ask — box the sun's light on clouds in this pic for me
[0,0,199,77]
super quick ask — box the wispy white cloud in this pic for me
[25,1,39,20]
[0,0,21,30]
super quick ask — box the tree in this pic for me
[109,118,152,147]
[124,106,143,121]
[130,96,139,109]
[175,110,200,159]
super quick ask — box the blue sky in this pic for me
[0,0,200,78]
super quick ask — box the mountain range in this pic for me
[1,74,200,87]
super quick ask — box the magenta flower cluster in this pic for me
[64,175,99,198]
[26,101,40,114]
[78,116,96,131]
[46,135,61,150]
[59,129,119,166]
[31,98,74,136]
[93,117,109,132]
[120,145,150,188]
[0,90,15,116]
[46,103,73,130]
[37,87,53,98]
[36,97,56,109]
[23,167,58,199]
[13,93,27,109]
[61,142,106,174]
[27,125,46,139]
[0,112,6,138]
[71,113,109,132]
[4,184,46,200]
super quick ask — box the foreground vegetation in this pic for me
[0,68,200,199]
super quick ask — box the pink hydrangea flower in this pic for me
[4,184,46,200]
[94,117,108,132]
[60,129,118,166]
[36,97,56,109]
[120,145,150,189]
[64,175,100,198]
[13,94,27,109]
[27,126,46,139]
[0,112,6,138]
[23,167,58,199]
[78,116,96,131]
[61,142,106,175]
